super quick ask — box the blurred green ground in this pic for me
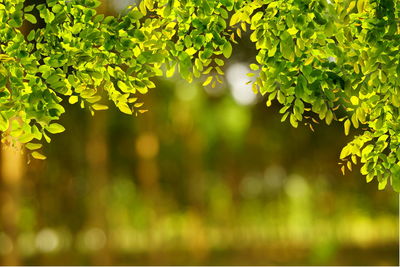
[0,0,398,265]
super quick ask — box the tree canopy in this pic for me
[0,0,399,192]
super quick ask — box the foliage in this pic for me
[0,0,399,191]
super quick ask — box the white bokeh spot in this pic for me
[226,63,257,106]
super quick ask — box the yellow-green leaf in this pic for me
[344,119,351,136]
[69,95,78,104]
[350,96,359,105]
[32,151,46,160]
[203,76,213,86]
[222,42,232,58]
[26,143,43,150]
[118,103,132,115]
[92,104,109,111]
[47,123,65,134]
[25,14,37,24]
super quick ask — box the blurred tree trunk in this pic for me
[0,139,24,265]
[98,0,111,15]
[85,111,112,264]
[135,98,160,198]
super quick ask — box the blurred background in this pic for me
[0,0,398,265]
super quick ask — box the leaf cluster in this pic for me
[0,0,399,191]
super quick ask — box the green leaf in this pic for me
[222,42,232,58]
[117,81,130,93]
[202,76,213,86]
[69,95,79,104]
[391,165,400,192]
[344,119,351,136]
[92,104,109,111]
[280,31,294,62]
[378,177,387,190]
[71,23,83,34]
[32,151,47,160]
[19,133,34,143]
[340,146,350,159]
[290,114,298,128]
[24,5,35,12]
[350,96,359,105]
[0,114,9,132]
[46,123,66,134]
[26,143,43,150]
[117,103,132,115]
[178,52,192,80]
[249,64,259,71]
[24,13,37,24]
[129,10,144,20]
[27,30,35,41]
